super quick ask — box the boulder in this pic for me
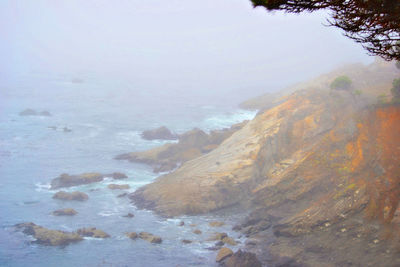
[209,221,225,227]
[117,193,128,198]
[221,250,262,267]
[107,184,130,190]
[178,221,185,226]
[181,239,192,244]
[15,222,82,246]
[52,208,77,216]
[50,173,104,189]
[109,172,128,179]
[53,191,88,201]
[122,213,134,218]
[216,247,233,262]
[193,229,202,235]
[138,232,162,244]
[77,227,110,238]
[141,126,178,140]
[63,127,72,132]
[126,232,138,240]
[208,232,228,241]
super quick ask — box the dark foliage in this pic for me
[251,0,400,61]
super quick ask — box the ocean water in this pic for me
[0,75,257,267]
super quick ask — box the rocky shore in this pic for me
[124,60,400,266]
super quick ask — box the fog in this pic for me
[1,0,372,105]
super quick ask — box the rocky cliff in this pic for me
[129,60,400,266]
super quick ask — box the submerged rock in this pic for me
[181,239,192,244]
[122,213,134,218]
[141,126,178,140]
[178,221,185,226]
[138,232,162,244]
[77,227,110,238]
[53,191,88,201]
[216,247,233,262]
[107,184,130,190]
[19,109,52,117]
[15,222,82,246]
[52,208,77,216]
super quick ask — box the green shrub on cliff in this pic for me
[330,75,352,91]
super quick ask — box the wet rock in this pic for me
[178,221,185,226]
[141,126,178,140]
[52,208,77,216]
[122,213,134,218]
[53,191,88,201]
[63,127,72,132]
[51,173,104,189]
[222,237,237,246]
[107,184,130,190]
[117,193,128,198]
[109,172,128,179]
[209,221,225,227]
[193,229,202,235]
[208,232,228,241]
[221,249,262,267]
[181,239,192,244]
[15,222,82,246]
[216,247,233,262]
[126,232,138,240]
[138,232,162,244]
[77,227,110,238]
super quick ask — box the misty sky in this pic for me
[0,0,373,101]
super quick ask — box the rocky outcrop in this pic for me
[107,184,130,190]
[219,250,262,267]
[15,223,83,246]
[53,191,88,201]
[141,126,178,140]
[52,208,77,216]
[216,247,233,262]
[19,109,52,116]
[115,121,248,173]
[138,232,162,244]
[77,227,110,238]
[50,172,127,189]
[129,60,400,266]
[126,232,138,240]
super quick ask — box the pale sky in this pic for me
[0,0,373,101]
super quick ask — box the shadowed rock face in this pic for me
[15,223,83,246]
[115,121,248,173]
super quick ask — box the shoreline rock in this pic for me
[141,126,178,140]
[107,184,130,190]
[138,232,162,244]
[53,191,88,201]
[52,208,77,216]
[77,227,110,238]
[50,172,128,189]
[15,222,82,246]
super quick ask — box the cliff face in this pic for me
[130,60,400,266]
[131,88,361,216]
